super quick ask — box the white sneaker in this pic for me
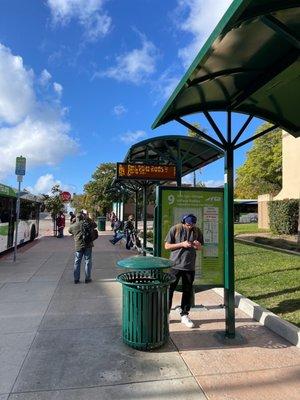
[175,306,182,315]
[181,315,195,328]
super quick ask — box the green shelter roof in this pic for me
[152,0,300,137]
[124,135,223,177]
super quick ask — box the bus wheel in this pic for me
[30,226,36,241]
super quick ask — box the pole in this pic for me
[13,178,22,262]
[135,190,138,230]
[224,111,235,338]
[142,185,147,256]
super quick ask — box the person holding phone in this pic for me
[164,214,203,328]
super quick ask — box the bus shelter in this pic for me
[152,0,300,338]
[115,135,224,254]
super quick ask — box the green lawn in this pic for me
[234,223,269,235]
[235,242,300,327]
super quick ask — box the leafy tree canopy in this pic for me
[234,123,282,198]
[84,163,118,216]
[42,185,64,218]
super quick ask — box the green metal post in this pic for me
[224,112,235,338]
[142,185,147,256]
[135,190,138,230]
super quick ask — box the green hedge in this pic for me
[268,200,299,234]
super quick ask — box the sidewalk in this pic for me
[0,230,299,400]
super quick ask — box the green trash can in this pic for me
[97,216,106,231]
[116,256,174,351]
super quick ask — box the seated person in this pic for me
[109,215,134,247]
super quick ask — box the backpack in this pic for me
[81,221,93,244]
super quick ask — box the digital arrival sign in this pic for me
[156,186,224,289]
[117,163,176,181]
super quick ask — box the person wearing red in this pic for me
[56,211,66,238]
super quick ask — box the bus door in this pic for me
[0,196,15,251]
[7,198,15,248]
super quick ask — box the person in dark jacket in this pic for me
[56,211,65,238]
[69,211,76,224]
[69,213,97,284]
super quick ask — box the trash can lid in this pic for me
[117,256,172,270]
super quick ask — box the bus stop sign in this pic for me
[15,156,26,176]
[60,191,71,202]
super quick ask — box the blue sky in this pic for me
[0,0,263,195]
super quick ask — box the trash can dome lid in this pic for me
[117,256,172,270]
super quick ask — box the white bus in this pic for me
[0,183,41,253]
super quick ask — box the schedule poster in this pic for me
[156,186,224,287]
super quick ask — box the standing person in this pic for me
[109,211,116,231]
[69,211,76,224]
[56,211,65,238]
[124,214,135,249]
[69,213,97,284]
[164,214,203,328]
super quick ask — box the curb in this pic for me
[235,237,300,256]
[213,288,300,347]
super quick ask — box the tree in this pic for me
[84,163,118,216]
[42,185,65,236]
[234,123,282,198]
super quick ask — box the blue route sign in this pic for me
[15,156,26,176]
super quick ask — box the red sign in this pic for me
[60,191,71,202]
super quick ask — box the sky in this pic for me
[0,0,264,195]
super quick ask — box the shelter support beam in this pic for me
[203,110,227,146]
[232,115,253,146]
[224,111,235,338]
[176,117,224,149]
[261,15,300,50]
[234,124,279,150]
[135,190,138,230]
[142,184,147,256]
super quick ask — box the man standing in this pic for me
[165,214,203,328]
[56,211,65,238]
[69,212,97,284]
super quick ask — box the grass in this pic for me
[234,223,269,235]
[235,242,300,327]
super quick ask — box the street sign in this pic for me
[15,156,26,176]
[60,191,71,202]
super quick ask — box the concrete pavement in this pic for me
[0,226,299,399]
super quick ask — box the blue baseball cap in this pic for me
[183,214,197,224]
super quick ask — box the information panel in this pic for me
[156,186,224,288]
[117,163,176,181]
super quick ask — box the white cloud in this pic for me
[39,69,52,86]
[182,174,223,187]
[101,35,158,84]
[0,43,78,179]
[26,174,76,195]
[47,0,112,41]
[174,0,232,68]
[0,44,35,125]
[203,179,224,187]
[119,130,146,144]
[152,68,181,102]
[113,104,127,117]
[53,82,63,96]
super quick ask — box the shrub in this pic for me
[268,200,299,234]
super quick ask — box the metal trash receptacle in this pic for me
[116,256,174,351]
[97,216,106,231]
